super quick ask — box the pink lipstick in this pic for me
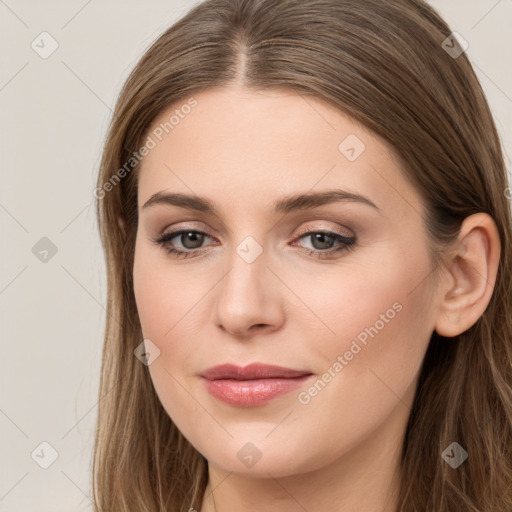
[200,363,313,407]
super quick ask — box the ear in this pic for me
[434,213,501,337]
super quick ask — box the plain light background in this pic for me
[0,1,511,510]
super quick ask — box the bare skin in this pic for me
[132,86,500,512]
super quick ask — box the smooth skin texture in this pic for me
[132,86,500,512]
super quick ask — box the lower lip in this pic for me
[203,375,313,407]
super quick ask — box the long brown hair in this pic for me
[93,0,512,510]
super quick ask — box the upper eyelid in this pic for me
[160,223,353,235]
[294,223,355,239]
[159,217,355,236]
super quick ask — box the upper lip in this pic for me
[200,363,312,380]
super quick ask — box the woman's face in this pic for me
[133,86,442,477]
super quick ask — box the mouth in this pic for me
[200,363,314,407]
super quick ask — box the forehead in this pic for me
[137,86,423,220]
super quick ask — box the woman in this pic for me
[93,0,512,510]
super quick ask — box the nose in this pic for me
[211,241,285,340]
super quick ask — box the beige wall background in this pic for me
[0,1,510,510]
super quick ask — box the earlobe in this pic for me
[434,213,501,338]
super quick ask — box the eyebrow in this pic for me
[142,189,382,216]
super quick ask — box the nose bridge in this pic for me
[211,229,283,336]
[223,232,269,301]
[235,233,266,266]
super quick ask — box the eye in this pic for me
[152,229,215,258]
[151,228,356,260]
[292,230,356,259]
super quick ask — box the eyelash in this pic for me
[151,227,356,260]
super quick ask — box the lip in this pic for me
[201,363,311,380]
[200,363,313,407]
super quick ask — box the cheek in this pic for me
[132,242,217,403]
[133,247,205,420]
[289,280,431,470]
[298,247,434,417]
[290,244,432,358]
[298,246,433,412]
[133,241,202,341]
